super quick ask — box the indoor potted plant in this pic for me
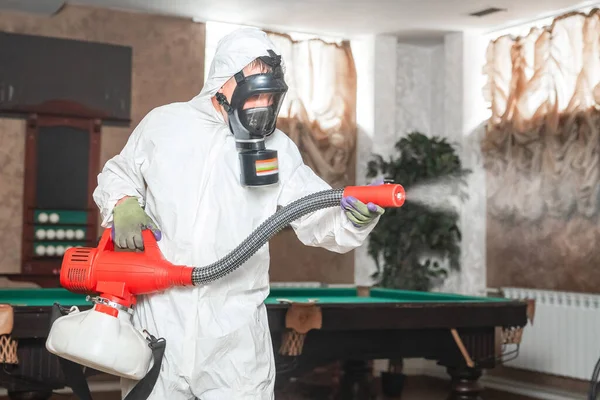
[365,131,471,396]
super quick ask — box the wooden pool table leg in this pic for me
[336,360,377,400]
[7,390,53,400]
[446,366,483,400]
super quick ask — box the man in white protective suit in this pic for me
[92,27,384,400]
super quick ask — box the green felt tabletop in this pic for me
[0,288,88,307]
[265,287,507,304]
[0,287,506,307]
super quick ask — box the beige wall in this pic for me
[486,216,600,293]
[270,229,355,284]
[0,4,206,273]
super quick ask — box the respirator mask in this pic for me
[216,50,288,187]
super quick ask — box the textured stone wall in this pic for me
[395,44,435,135]
[0,118,26,274]
[353,33,488,295]
[0,4,206,273]
[397,36,489,296]
[441,33,488,296]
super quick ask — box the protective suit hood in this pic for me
[189,27,285,122]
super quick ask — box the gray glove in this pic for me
[112,197,161,250]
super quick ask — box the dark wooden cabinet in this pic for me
[21,111,101,278]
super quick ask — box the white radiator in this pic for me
[502,287,600,381]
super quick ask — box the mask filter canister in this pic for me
[238,145,279,186]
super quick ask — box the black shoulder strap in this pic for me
[123,332,165,400]
[49,303,165,400]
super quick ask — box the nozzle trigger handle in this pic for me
[140,229,164,259]
[99,228,164,259]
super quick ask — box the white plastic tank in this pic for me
[46,304,153,380]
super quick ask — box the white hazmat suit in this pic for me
[93,27,380,400]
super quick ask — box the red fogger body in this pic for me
[60,229,194,308]
[60,184,405,308]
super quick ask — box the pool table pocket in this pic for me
[0,305,17,365]
[278,300,322,357]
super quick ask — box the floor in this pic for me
[1,376,537,400]
[276,376,538,399]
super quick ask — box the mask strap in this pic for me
[215,93,232,113]
[234,71,246,84]
[259,50,282,68]
[216,70,246,113]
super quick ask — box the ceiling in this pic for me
[1,0,597,38]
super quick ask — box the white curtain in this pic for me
[267,32,358,188]
[482,10,600,221]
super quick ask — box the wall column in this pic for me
[351,34,397,286]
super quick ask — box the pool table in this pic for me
[0,285,531,400]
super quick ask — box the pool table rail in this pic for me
[268,299,528,332]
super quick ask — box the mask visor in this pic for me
[238,92,285,137]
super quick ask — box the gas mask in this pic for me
[216,50,288,187]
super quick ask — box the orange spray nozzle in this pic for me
[342,183,405,208]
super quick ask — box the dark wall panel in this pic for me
[35,126,90,210]
[0,31,132,121]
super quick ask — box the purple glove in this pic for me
[341,179,385,227]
